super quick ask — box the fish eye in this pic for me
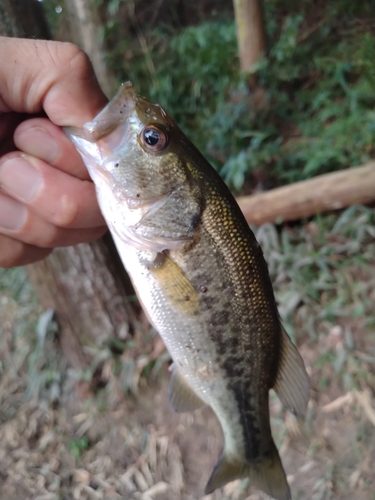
[141,126,168,152]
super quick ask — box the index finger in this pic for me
[0,37,108,126]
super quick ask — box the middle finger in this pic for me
[14,116,90,180]
[0,152,105,229]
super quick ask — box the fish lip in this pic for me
[81,81,139,143]
[64,81,140,166]
[64,120,137,187]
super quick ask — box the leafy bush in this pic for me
[104,1,375,191]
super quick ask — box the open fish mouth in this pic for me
[64,84,143,182]
[83,82,139,142]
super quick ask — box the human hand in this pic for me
[0,37,109,268]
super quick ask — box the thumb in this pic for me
[0,37,108,126]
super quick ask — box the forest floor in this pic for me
[1,207,375,500]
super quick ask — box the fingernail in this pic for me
[0,194,27,230]
[0,157,43,202]
[16,126,60,163]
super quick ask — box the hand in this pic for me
[0,37,108,268]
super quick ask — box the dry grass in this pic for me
[0,206,375,500]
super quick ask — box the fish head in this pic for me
[65,82,204,252]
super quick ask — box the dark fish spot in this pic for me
[114,163,119,167]
[214,340,227,356]
[210,310,230,327]
[184,295,190,302]
[136,193,140,197]
[119,110,123,114]
[190,213,200,230]
[202,295,216,310]
[221,357,243,378]
[229,379,260,460]
[214,334,241,357]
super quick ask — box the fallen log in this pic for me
[236,161,375,226]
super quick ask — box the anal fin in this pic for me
[168,366,206,413]
[273,328,310,416]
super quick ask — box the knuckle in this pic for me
[65,45,93,79]
[52,194,79,228]
[53,41,87,67]
[46,41,92,83]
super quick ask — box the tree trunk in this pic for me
[64,0,116,97]
[27,235,139,369]
[233,0,266,85]
[0,0,50,38]
[0,0,140,370]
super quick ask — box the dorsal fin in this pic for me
[273,328,310,416]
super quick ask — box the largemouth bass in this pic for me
[65,83,309,500]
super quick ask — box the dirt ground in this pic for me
[1,348,374,500]
[1,210,375,500]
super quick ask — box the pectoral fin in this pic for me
[168,366,205,413]
[150,254,199,315]
[273,328,310,416]
[205,442,291,500]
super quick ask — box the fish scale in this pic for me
[65,82,310,500]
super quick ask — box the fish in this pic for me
[65,82,310,500]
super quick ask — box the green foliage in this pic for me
[103,1,375,191]
[108,21,240,139]
[26,309,63,403]
[69,436,90,460]
[256,205,375,392]
[0,267,33,303]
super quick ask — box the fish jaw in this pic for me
[83,82,138,141]
[65,120,180,252]
[64,115,140,188]
[64,82,202,253]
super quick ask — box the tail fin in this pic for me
[205,443,291,500]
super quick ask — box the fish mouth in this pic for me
[82,82,139,142]
[64,81,139,150]
[64,81,170,165]
[64,82,142,181]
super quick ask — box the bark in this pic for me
[233,0,266,75]
[27,234,138,368]
[64,0,116,96]
[0,0,50,38]
[0,0,139,369]
[237,161,375,226]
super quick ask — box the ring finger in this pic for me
[0,233,52,268]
